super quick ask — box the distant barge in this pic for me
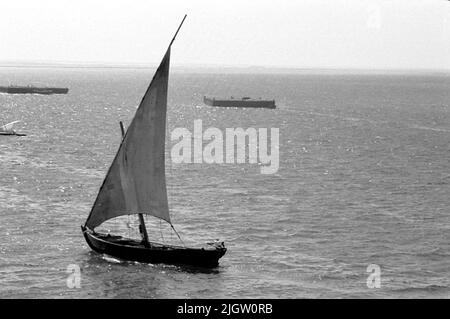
[0,85,68,95]
[203,96,276,109]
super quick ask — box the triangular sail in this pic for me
[85,49,171,229]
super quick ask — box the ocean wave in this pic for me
[410,125,450,133]
[415,247,450,258]
[392,284,450,294]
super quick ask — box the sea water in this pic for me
[0,68,449,298]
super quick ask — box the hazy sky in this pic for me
[0,0,449,69]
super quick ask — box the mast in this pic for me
[120,121,150,247]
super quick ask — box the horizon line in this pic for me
[0,60,448,73]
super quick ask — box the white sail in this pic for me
[85,49,171,229]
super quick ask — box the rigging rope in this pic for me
[159,219,165,243]
[170,224,185,247]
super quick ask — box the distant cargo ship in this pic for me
[0,85,68,95]
[203,96,276,109]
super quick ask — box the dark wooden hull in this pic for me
[0,132,26,136]
[203,96,276,109]
[0,86,68,94]
[81,226,226,268]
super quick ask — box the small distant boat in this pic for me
[203,96,276,109]
[81,15,227,268]
[0,85,68,95]
[0,120,26,136]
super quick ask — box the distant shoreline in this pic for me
[0,62,448,75]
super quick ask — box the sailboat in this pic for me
[0,120,26,136]
[81,15,227,268]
